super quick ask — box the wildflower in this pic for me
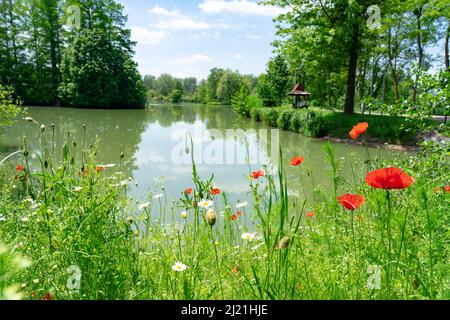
[184,188,193,195]
[236,202,248,209]
[16,165,25,172]
[139,202,150,210]
[250,169,264,180]
[306,212,315,218]
[236,211,242,216]
[338,194,365,211]
[21,216,30,222]
[172,262,188,272]
[349,122,369,140]
[31,291,37,298]
[95,165,105,173]
[278,236,291,249]
[73,186,83,192]
[290,156,305,166]
[210,188,221,195]
[207,208,217,226]
[198,200,213,209]
[153,193,164,199]
[32,279,40,284]
[0,216,5,222]
[434,186,450,193]
[241,233,256,241]
[42,292,52,301]
[231,214,238,221]
[120,180,128,186]
[231,262,240,275]
[105,164,116,168]
[366,168,414,190]
[181,211,188,219]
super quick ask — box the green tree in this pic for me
[216,70,241,104]
[58,29,145,108]
[0,85,21,133]
[266,55,290,106]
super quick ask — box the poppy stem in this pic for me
[386,189,392,296]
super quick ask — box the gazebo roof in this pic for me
[288,84,310,96]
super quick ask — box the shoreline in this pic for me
[315,135,420,152]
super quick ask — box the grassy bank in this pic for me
[233,97,438,145]
[0,119,449,300]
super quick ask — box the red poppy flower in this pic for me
[338,194,365,211]
[184,188,193,195]
[95,165,105,173]
[251,170,264,180]
[349,122,369,140]
[445,186,450,193]
[42,292,52,301]
[210,188,221,195]
[231,214,238,221]
[306,212,315,218]
[16,165,25,172]
[365,168,414,190]
[237,211,242,216]
[290,156,305,166]
[31,291,36,298]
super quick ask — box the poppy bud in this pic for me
[40,125,45,132]
[207,208,217,227]
[25,117,34,123]
[279,236,290,249]
[126,216,134,224]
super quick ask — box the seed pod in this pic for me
[185,146,190,154]
[126,216,134,224]
[207,208,217,227]
[40,124,45,132]
[279,236,290,249]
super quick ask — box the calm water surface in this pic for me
[0,104,412,205]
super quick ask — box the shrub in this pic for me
[250,107,262,121]
[277,110,295,130]
[262,108,280,127]
[303,112,326,137]
[0,85,21,134]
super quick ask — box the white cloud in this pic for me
[149,5,230,31]
[235,54,244,59]
[149,5,182,17]
[199,0,288,17]
[175,54,213,64]
[157,19,217,31]
[245,33,261,39]
[131,26,168,45]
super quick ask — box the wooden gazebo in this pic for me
[288,84,310,109]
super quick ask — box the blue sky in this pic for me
[118,0,287,79]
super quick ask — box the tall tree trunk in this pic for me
[413,6,423,104]
[387,27,400,100]
[344,23,360,115]
[445,21,449,71]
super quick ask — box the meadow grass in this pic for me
[0,121,449,300]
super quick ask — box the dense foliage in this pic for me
[0,0,145,108]
[263,0,449,114]
[0,122,448,300]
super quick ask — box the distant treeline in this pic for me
[144,56,297,106]
[0,0,146,108]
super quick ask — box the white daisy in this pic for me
[171,262,188,272]
[0,216,6,222]
[181,211,188,219]
[105,164,116,168]
[236,202,248,208]
[198,200,213,209]
[120,180,128,186]
[139,202,150,210]
[153,193,164,199]
[241,233,256,241]
[73,186,83,192]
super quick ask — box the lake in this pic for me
[0,103,412,205]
